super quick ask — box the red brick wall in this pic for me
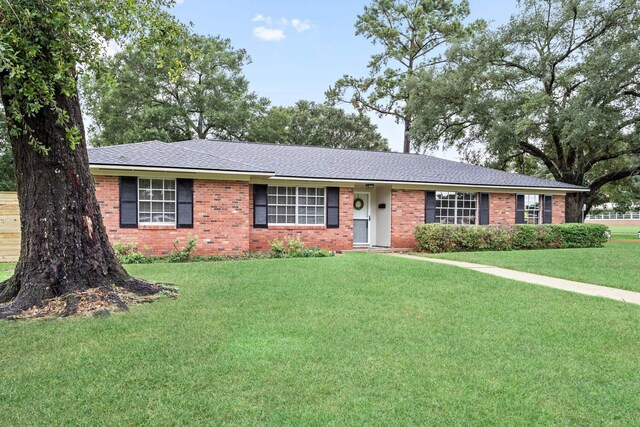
[551,195,565,224]
[390,190,425,249]
[490,193,567,224]
[489,193,515,225]
[95,176,250,255]
[248,187,354,251]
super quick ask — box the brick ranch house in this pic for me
[88,140,588,255]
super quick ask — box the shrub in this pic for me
[269,237,335,258]
[113,242,152,264]
[414,224,609,253]
[167,235,198,263]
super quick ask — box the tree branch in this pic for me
[590,166,640,192]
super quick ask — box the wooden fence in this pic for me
[0,192,20,262]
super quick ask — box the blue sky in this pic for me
[170,0,517,154]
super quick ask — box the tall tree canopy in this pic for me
[0,0,182,317]
[84,34,268,146]
[326,0,477,153]
[249,100,390,151]
[410,0,640,221]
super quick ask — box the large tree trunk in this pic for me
[0,81,169,318]
[565,192,587,223]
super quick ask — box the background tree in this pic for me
[84,34,268,146]
[0,0,182,317]
[0,107,14,191]
[326,0,477,153]
[249,100,390,151]
[410,0,640,221]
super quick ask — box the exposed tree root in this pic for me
[0,276,19,304]
[0,281,178,320]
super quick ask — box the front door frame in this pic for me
[353,191,371,246]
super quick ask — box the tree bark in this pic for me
[403,116,412,154]
[565,192,586,223]
[0,81,169,318]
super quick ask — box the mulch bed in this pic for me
[6,287,176,320]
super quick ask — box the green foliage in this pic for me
[249,100,389,151]
[167,235,198,263]
[83,33,269,146]
[414,224,609,253]
[113,242,152,264]
[0,0,188,152]
[410,0,640,217]
[269,237,335,258]
[327,0,479,152]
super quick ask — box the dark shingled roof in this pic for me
[88,139,587,191]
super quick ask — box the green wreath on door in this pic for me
[353,197,365,210]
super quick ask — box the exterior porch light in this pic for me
[365,184,374,188]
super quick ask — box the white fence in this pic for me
[585,211,640,220]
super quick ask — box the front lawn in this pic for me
[424,240,640,292]
[1,254,639,425]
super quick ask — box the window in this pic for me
[524,194,541,224]
[267,186,325,225]
[435,192,478,225]
[138,178,176,224]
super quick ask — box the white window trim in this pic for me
[137,177,177,226]
[524,194,542,225]
[267,185,326,226]
[435,191,479,225]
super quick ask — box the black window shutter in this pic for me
[479,193,490,225]
[515,194,525,224]
[326,187,340,228]
[119,177,138,228]
[177,179,194,228]
[253,184,268,228]
[425,191,436,223]
[543,195,553,224]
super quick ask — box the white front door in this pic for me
[353,192,370,245]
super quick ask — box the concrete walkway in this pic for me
[388,253,640,306]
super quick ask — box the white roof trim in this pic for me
[270,175,590,193]
[88,164,588,192]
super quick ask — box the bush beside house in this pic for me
[414,224,609,253]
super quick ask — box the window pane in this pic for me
[139,189,151,200]
[138,179,177,223]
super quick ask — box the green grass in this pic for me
[0,263,14,282]
[1,254,639,425]
[424,240,640,292]
[607,225,640,239]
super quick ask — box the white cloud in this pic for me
[291,18,311,33]
[253,26,286,42]
[251,15,312,41]
[252,14,272,24]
